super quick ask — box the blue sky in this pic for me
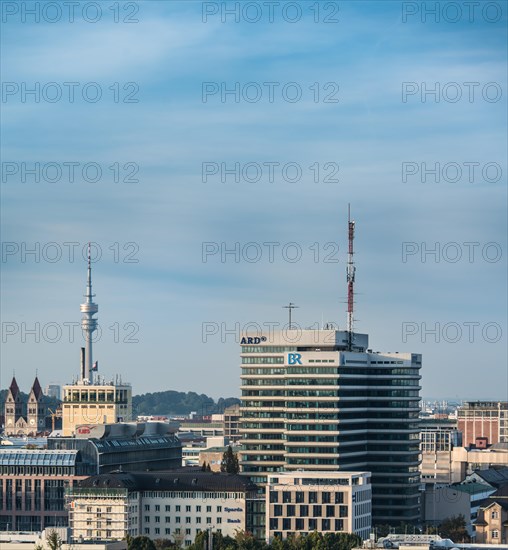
[1,1,507,401]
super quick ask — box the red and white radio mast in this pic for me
[346,205,356,351]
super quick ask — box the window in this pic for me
[322,519,330,531]
[155,505,160,512]
[165,517,170,523]
[186,517,191,524]
[186,506,191,512]
[313,505,322,517]
[176,517,181,523]
[270,492,279,503]
[322,492,331,504]
[491,511,499,519]
[492,531,499,539]
[326,505,334,518]
[339,505,348,518]
[165,528,171,535]
[287,505,295,517]
[206,506,212,512]
[144,505,150,511]
[196,506,201,512]
[144,516,150,523]
[270,518,278,530]
[176,505,181,512]
[155,517,160,523]
[217,506,222,512]
[155,528,160,535]
[283,518,291,530]
[300,505,308,517]
[309,492,317,503]
[283,491,292,503]
[196,517,201,524]
[295,492,304,503]
[217,518,222,524]
[335,492,344,504]
[335,519,344,531]
[295,518,304,530]
[274,505,282,516]
[185,529,191,535]
[206,517,212,524]
[308,519,317,530]
[144,528,149,535]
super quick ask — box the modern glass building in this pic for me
[239,329,422,525]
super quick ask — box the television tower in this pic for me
[346,205,355,351]
[80,243,99,383]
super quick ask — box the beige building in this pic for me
[475,486,508,543]
[66,471,258,546]
[266,471,371,542]
[61,382,132,436]
[224,404,241,442]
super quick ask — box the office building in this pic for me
[266,471,371,541]
[66,470,258,545]
[458,401,508,447]
[240,328,422,524]
[0,422,182,532]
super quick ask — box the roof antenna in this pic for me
[283,302,299,329]
[346,204,356,351]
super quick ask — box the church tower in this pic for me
[27,376,46,435]
[4,376,24,435]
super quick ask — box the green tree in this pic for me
[220,446,239,474]
[128,536,157,550]
[439,515,470,543]
[45,530,62,550]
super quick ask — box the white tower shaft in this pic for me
[80,244,98,383]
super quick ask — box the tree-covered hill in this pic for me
[132,391,240,417]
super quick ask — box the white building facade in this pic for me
[67,471,258,546]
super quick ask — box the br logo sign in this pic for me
[288,353,302,365]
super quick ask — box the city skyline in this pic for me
[1,2,506,400]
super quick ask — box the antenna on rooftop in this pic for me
[346,204,356,351]
[283,302,299,329]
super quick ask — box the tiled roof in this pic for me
[77,470,257,493]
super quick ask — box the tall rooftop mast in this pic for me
[80,243,99,383]
[346,205,356,351]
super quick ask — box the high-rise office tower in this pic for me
[239,211,422,524]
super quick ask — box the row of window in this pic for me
[270,518,344,531]
[143,504,222,513]
[143,516,220,525]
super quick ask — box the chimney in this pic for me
[80,347,86,382]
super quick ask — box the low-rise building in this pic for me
[265,471,371,542]
[0,422,182,533]
[66,470,259,546]
[474,485,508,544]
